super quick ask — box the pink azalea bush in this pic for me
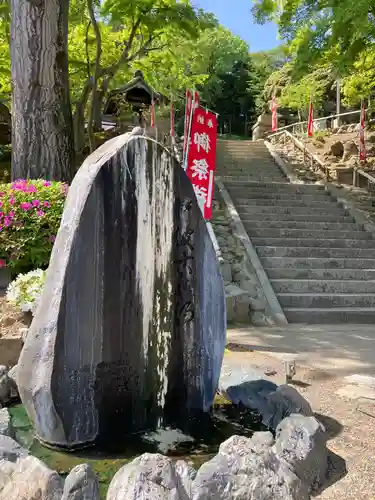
[0,179,68,274]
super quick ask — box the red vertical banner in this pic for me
[359,100,367,162]
[186,107,217,220]
[194,90,200,109]
[170,98,175,137]
[307,97,314,137]
[151,99,156,128]
[183,89,193,154]
[271,94,278,132]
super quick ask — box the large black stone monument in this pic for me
[17,132,226,449]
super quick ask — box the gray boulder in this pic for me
[274,414,327,492]
[329,141,344,157]
[192,435,309,500]
[0,366,11,404]
[107,453,190,500]
[264,385,313,429]
[62,463,100,500]
[248,431,275,454]
[0,409,13,438]
[0,435,28,462]
[174,460,196,497]
[0,455,63,500]
[6,366,18,399]
[342,140,359,161]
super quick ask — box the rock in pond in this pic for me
[191,434,309,500]
[17,133,226,449]
[62,463,100,500]
[107,453,190,500]
[0,409,13,438]
[0,455,63,500]
[274,414,328,492]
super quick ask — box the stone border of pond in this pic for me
[0,360,329,500]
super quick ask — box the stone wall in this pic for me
[211,196,275,326]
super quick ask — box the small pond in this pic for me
[9,397,265,499]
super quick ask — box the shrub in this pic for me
[6,268,46,314]
[0,179,67,274]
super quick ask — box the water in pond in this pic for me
[9,396,265,499]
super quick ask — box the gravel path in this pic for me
[224,345,375,499]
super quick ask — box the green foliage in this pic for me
[252,0,375,73]
[342,50,375,106]
[0,180,67,274]
[278,65,334,114]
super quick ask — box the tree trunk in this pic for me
[87,0,102,152]
[11,0,74,182]
[92,89,103,132]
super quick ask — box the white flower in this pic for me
[6,269,46,315]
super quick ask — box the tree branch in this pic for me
[87,0,102,152]
[85,20,92,79]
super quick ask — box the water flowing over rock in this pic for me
[17,133,226,449]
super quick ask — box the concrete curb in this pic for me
[215,178,288,326]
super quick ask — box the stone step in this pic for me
[236,205,347,216]
[257,246,375,259]
[232,193,333,202]
[219,175,286,182]
[241,213,354,223]
[252,237,375,249]
[272,279,375,294]
[278,293,375,308]
[244,219,362,230]
[246,228,371,240]
[224,181,320,190]
[260,256,375,269]
[236,199,338,207]
[284,308,375,324]
[265,268,375,281]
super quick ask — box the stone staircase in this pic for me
[216,140,375,324]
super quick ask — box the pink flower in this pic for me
[4,217,10,227]
[43,181,52,187]
[32,199,40,207]
[43,201,50,208]
[20,202,32,211]
[0,259,6,269]
[9,211,14,218]
[37,210,45,217]
[9,198,15,206]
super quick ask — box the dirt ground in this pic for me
[0,297,30,339]
[0,297,29,366]
[225,345,375,500]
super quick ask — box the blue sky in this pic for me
[194,0,280,52]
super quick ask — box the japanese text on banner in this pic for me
[186,107,217,220]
